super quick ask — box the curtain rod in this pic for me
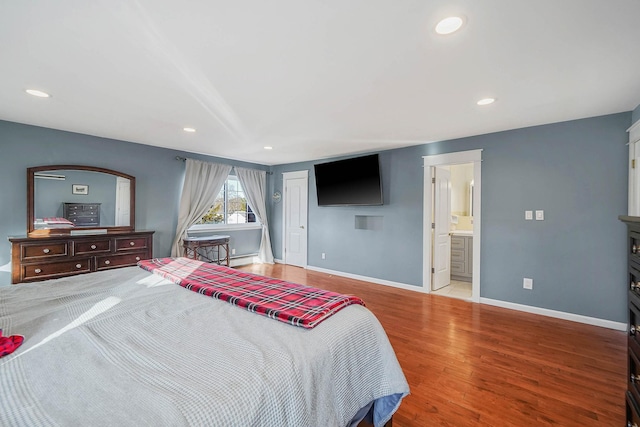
[175,155,272,174]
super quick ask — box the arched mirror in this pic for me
[27,165,135,236]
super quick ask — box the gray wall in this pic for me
[0,120,267,285]
[269,113,631,323]
[1,113,632,323]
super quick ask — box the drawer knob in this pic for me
[76,264,82,269]
[628,422,638,427]
[91,245,97,250]
[34,268,42,274]
[632,373,640,383]
[129,241,135,246]
[135,257,140,261]
[104,260,111,265]
[43,248,50,254]
[631,325,639,335]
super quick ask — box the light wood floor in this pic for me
[238,263,627,426]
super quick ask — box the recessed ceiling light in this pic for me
[264,146,273,150]
[477,98,496,106]
[435,16,464,35]
[25,89,50,98]
[183,127,196,133]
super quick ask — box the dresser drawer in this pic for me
[631,303,640,350]
[64,203,100,213]
[74,239,112,255]
[631,231,640,268]
[630,348,640,405]
[451,248,465,262]
[451,236,465,250]
[628,390,640,427]
[66,210,98,218]
[115,237,148,251]
[69,217,99,226]
[21,259,91,281]
[631,265,640,298]
[451,261,465,274]
[96,251,148,270]
[21,242,68,260]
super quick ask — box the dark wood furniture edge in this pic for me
[8,230,155,284]
[620,215,640,426]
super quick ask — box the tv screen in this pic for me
[314,154,383,206]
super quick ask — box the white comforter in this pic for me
[0,266,409,427]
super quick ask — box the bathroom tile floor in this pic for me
[431,279,472,300]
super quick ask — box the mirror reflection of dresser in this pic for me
[8,165,154,284]
[63,202,101,226]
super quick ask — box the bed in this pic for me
[33,217,76,229]
[0,258,409,426]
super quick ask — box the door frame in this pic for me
[282,170,309,267]
[423,149,482,302]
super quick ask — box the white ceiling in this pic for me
[2,1,640,166]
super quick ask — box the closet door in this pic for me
[283,171,308,268]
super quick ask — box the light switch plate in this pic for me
[535,210,544,221]
[523,278,533,289]
[525,210,533,220]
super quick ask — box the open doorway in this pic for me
[432,163,474,300]
[423,150,482,302]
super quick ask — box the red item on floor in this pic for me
[0,329,24,358]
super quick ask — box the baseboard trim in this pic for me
[480,297,627,331]
[229,255,258,268]
[306,265,426,293]
[274,262,626,331]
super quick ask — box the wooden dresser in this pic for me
[9,231,154,284]
[63,202,101,227]
[620,216,640,425]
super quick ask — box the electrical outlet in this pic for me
[321,252,326,259]
[231,248,236,255]
[523,278,533,290]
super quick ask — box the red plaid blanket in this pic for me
[138,257,365,329]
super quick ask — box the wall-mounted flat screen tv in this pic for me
[314,154,383,206]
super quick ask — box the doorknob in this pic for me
[300,225,304,229]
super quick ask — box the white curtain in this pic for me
[235,166,275,264]
[171,159,232,257]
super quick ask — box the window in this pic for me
[196,175,257,226]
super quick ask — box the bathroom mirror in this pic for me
[27,165,135,236]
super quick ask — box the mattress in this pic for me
[0,266,409,426]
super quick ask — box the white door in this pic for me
[283,171,308,267]
[432,166,452,290]
[115,177,130,227]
